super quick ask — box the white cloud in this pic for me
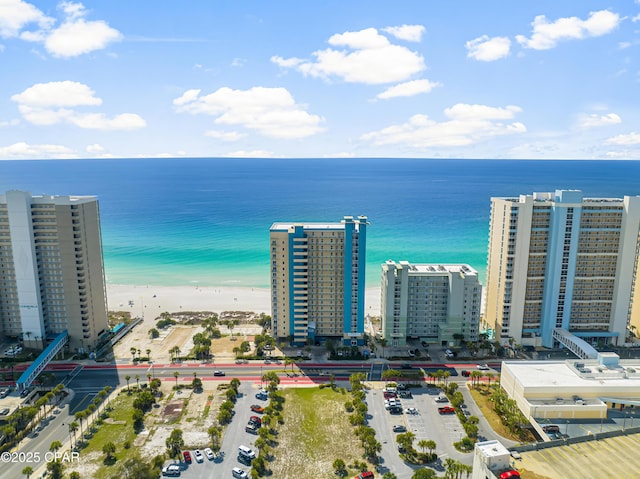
[0,118,20,127]
[576,112,621,128]
[271,55,304,68]
[174,86,324,139]
[231,57,245,67]
[361,103,526,148]
[45,16,122,57]
[376,79,441,100]
[205,130,247,141]
[3,1,121,57]
[12,80,146,130]
[0,141,74,159]
[272,27,425,84]
[444,104,522,120]
[11,80,102,107]
[86,143,104,153]
[606,132,640,145]
[382,24,425,42]
[466,35,511,61]
[225,150,273,158]
[0,0,53,38]
[516,10,620,50]
[323,152,356,158]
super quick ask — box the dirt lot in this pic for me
[112,310,264,363]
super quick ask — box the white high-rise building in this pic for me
[486,190,640,348]
[380,261,481,347]
[0,191,109,353]
[270,216,367,346]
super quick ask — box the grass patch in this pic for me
[468,386,534,443]
[72,392,151,479]
[270,387,367,479]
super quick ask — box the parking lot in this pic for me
[367,384,472,478]
[161,381,262,478]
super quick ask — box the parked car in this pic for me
[203,447,215,460]
[249,416,262,426]
[193,449,203,463]
[245,423,259,434]
[255,392,268,400]
[392,424,406,433]
[161,464,181,476]
[435,396,448,403]
[250,404,265,413]
[182,451,191,463]
[438,406,455,414]
[461,370,471,377]
[405,407,418,415]
[232,467,248,478]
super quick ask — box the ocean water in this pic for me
[1,158,639,288]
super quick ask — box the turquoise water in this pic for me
[1,158,639,287]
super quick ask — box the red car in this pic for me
[438,406,455,414]
[250,405,265,413]
[183,450,192,463]
[249,415,262,426]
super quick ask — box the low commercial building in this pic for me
[380,261,481,347]
[472,440,520,479]
[501,353,640,425]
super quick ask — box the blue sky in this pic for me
[1,0,640,159]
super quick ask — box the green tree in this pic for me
[46,460,64,479]
[125,374,131,391]
[173,370,179,388]
[166,428,184,457]
[149,328,159,338]
[382,473,398,479]
[332,458,347,476]
[103,441,116,460]
[21,466,33,479]
[69,473,81,479]
[49,440,62,452]
[207,425,222,451]
[412,469,437,479]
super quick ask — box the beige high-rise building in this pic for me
[0,191,109,353]
[486,190,640,349]
[270,216,368,346]
[380,261,481,348]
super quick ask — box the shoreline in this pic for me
[106,284,382,318]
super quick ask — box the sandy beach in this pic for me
[106,284,381,318]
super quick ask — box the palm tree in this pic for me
[486,372,495,390]
[22,466,33,479]
[146,348,151,361]
[130,347,137,362]
[68,421,78,448]
[74,411,86,438]
[103,441,116,461]
[135,374,140,389]
[173,370,179,388]
[417,439,429,454]
[49,440,63,453]
[125,374,131,391]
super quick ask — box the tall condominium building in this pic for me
[0,191,109,353]
[270,216,368,346]
[486,190,640,349]
[381,261,481,347]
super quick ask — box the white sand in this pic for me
[106,284,381,318]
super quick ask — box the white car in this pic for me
[404,407,418,415]
[193,449,204,463]
[232,467,248,478]
[477,364,491,370]
[161,464,181,476]
[203,447,215,460]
